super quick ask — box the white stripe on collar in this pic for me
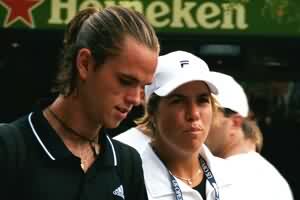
[28,112,56,160]
[28,112,118,166]
[106,135,117,166]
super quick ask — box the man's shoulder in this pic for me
[0,115,29,139]
[228,152,293,191]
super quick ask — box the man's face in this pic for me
[79,36,158,128]
[205,108,232,157]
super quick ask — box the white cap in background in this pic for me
[211,71,249,117]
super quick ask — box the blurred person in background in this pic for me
[205,71,294,200]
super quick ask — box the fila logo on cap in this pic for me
[180,60,189,68]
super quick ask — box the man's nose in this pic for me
[125,87,142,106]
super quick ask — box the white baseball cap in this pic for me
[145,51,218,101]
[211,71,249,117]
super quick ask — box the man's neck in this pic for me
[47,95,102,141]
[223,139,256,158]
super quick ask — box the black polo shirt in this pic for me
[0,109,148,200]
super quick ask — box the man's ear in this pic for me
[227,115,243,138]
[76,48,93,81]
[231,115,243,129]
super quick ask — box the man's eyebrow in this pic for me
[120,73,152,85]
[120,73,139,83]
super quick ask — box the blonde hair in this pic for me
[242,118,264,153]
[214,102,264,153]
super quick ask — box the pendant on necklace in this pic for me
[187,179,192,185]
[80,162,85,170]
[91,142,100,156]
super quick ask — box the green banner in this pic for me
[0,0,300,36]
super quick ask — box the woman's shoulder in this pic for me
[110,138,143,165]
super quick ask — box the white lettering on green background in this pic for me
[170,0,197,28]
[48,0,76,24]
[79,0,103,10]
[196,2,221,29]
[119,1,143,13]
[221,3,248,29]
[146,1,170,28]
[48,0,248,31]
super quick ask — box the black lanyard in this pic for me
[168,156,220,200]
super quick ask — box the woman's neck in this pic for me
[166,153,204,187]
[151,142,201,179]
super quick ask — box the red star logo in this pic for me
[0,0,44,28]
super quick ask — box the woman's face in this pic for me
[153,81,213,156]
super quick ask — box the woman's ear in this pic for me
[76,48,93,81]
